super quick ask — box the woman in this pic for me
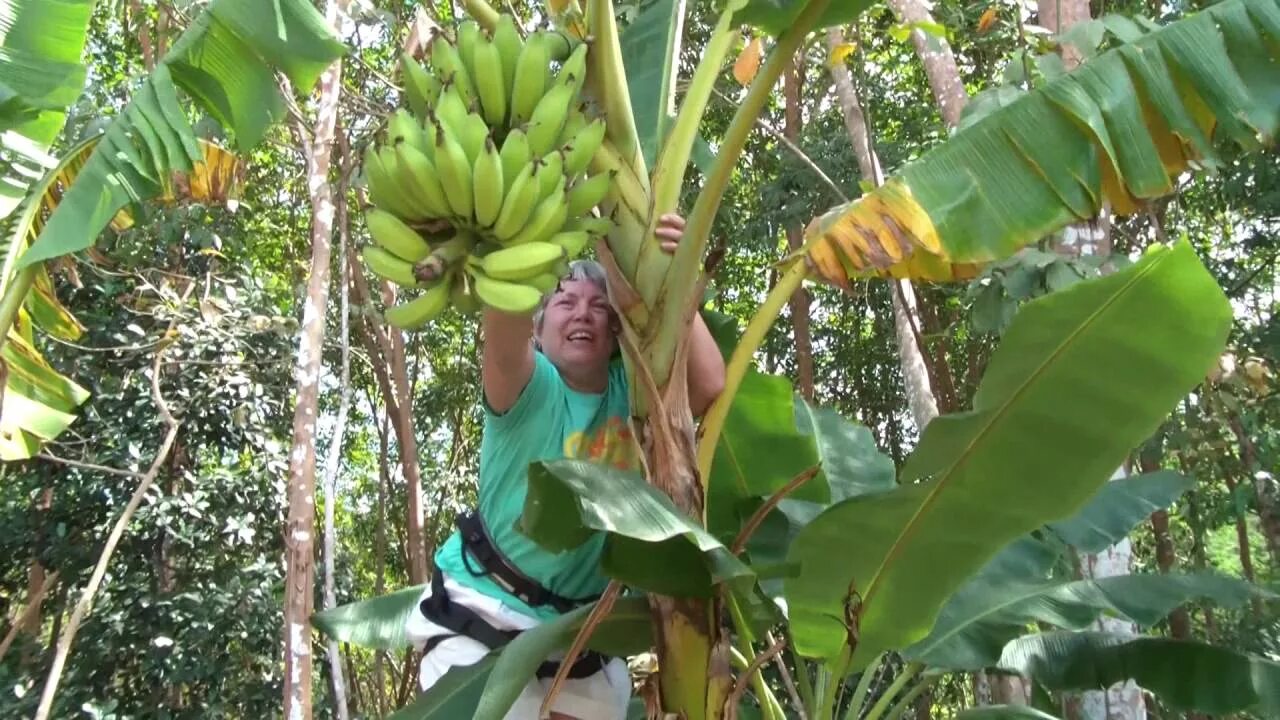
[405,214,726,719]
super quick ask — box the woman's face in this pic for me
[536,278,616,383]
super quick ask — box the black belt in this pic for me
[419,569,608,680]
[454,511,600,614]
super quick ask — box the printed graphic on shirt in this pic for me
[563,416,639,470]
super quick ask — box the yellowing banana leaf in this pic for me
[18,0,344,268]
[798,0,1280,285]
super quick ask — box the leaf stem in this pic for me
[861,662,923,720]
[0,266,36,345]
[883,673,935,720]
[727,594,785,720]
[696,259,808,484]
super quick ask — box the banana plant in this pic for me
[422,0,1280,716]
[0,0,345,459]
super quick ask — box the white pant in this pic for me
[404,573,631,719]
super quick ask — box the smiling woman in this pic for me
[402,213,726,719]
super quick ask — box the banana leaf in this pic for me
[522,459,752,597]
[18,0,345,268]
[0,0,93,155]
[905,571,1267,670]
[1045,469,1193,552]
[955,707,1062,720]
[784,241,1230,668]
[733,0,875,36]
[313,584,427,651]
[798,0,1280,284]
[998,631,1280,716]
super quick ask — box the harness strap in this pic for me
[420,571,607,680]
[455,511,600,614]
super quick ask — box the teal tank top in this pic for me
[433,352,638,620]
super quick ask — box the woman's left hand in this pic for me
[655,213,686,254]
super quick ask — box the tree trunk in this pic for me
[283,2,345,716]
[1222,470,1263,617]
[1140,452,1191,639]
[374,409,389,716]
[1227,412,1280,568]
[783,55,814,400]
[320,158,354,720]
[884,0,968,127]
[826,28,940,434]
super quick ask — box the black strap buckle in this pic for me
[454,511,599,613]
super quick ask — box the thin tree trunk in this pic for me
[1227,412,1280,568]
[374,408,389,716]
[826,27,940,434]
[1141,452,1191,639]
[883,0,967,127]
[783,54,814,400]
[283,3,345,715]
[1222,470,1263,617]
[320,152,355,720]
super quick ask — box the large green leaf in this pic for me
[619,0,682,169]
[524,460,752,597]
[784,241,1231,666]
[733,0,875,36]
[999,632,1280,716]
[473,596,653,720]
[1045,469,1193,552]
[956,707,1062,720]
[0,0,93,150]
[313,584,427,651]
[906,572,1266,670]
[387,653,497,720]
[19,0,345,268]
[799,0,1280,284]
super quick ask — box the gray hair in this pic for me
[532,259,610,333]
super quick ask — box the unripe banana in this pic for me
[472,40,508,126]
[385,281,451,329]
[473,137,504,228]
[546,230,591,257]
[532,30,573,62]
[557,103,589,147]
[363,245,423,287]
[510,39,549,125]
[562,118,606,176]
[492,15,522,96]
[566,171,612,217]
[366,207,432,262]
[458,111,489,163]
[434,86,472,142]
[416,233,474,283]
[506,180,567,246]
[429,35,475,108]
[480,241,567,281]
[456,21,482,80]
[469,268,545,315]
[526,272,561,294]
[432,120,475,219]
[450,269,483,315]
[554,42,588,97]
[525,84,575,156]
[491,163,540,241]
[364,145,427,221]
[499,128,531,186]
[567,215,615,236]
[389,108,430,157]
[401,53,442,118]
[393,143,452,219]
[533,150,565,201]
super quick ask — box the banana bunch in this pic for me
[358,14,617,330]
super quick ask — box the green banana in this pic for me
[509,38,549,125]
[458,111,488,163]
[433,86,471,142]
[416,233,474,282]
[554,42,588,97]
[557,103,589,147]
[429,35,475,108]
[401,53,441,118]
[469,268,545,314]
[389,109,430,157]
[473,137,505,228]
[566,171,611,217]
[393,143,452,219]
[472,40,508,126]
[506,180,567,246]
[526,272,561,294]
[533,150,565,201]
[456,21,482,80]
[433,120,475,219]
[363,245,423,287]
[499,128,531,186]
[525,83,575,156]
[531,30,573,62]
[491,162,540,241]
[546,230,591,257]
[567,215,615,236]
[366,207,432,262]
[562,118,606,176]
[385,281,451,329]
[364,145,427,221]
[492,14,522,96]
[450,269,483,315]
[479,241,566,281]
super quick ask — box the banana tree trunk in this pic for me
[283,2,346,717]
